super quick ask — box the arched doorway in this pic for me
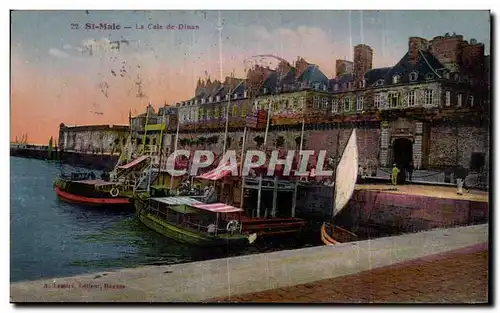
[392,138,413,168]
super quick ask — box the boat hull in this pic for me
[54,183,132,208]
[137,211,249,247]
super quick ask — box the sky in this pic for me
[10,10,490,144]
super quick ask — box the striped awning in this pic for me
[151,196,204,206]
[191,202,243,213]
[197,163,238,181]
[118,155,149,169]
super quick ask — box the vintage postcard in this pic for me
[9,9,490,304]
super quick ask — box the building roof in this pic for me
[297,65,329,85]
[375,50,445,86]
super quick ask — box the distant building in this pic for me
[131,33,490,176]
[58,124,129,155]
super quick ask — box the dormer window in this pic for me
[359,80,366,89]
[225,94,229,100]
[334,84,339,91]
[454,73,460,81]
[314,83,320,90]
[233,93,238,99]
[195,99,198,105]
[443,71,450,79]
[376,79,384,86]
[190,101,193,105]
[244,90,248,98]
[201,98,206,104]
[392,75,401,84]
[263,88,267,94]
[322,84,327,91]
[209,96,213,103]
[425,73,435,80]
[409,72,418,82]
[216,95,220,102]
[342,83,346,90]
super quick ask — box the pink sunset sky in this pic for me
[10,10,490,144]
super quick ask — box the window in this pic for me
[356,96,364,111]
[216,95,220,102]
[322,84,327,91]
[263,88,267,94]
[342,83,347,90]
[206,109,212,119]
[376,79,384,86]
[244,91,248,98]
[232,105,238,117]
[407,91,416,107]
[322,98,329,110]
[273,101,279,112]
[349,98,354,111]
[374,94,382,108]
[334,84,339,91]
[201,98,206,104]
[424,89,434,105]
[313,96,320,109]
[214,106,220,118]
[444,72,450,79]
[360,80,366,88]
[233,94,238,99]
[332,99,338,113]
[454,73,460,81]
[389,92,399,108]
[425,73,434,80]
[195,99,198,105]
[298,97,306,109]
[457,94,463,107]
[314,83,320,90]
[445,91,451,106]
[240,104,247,117]
[348,82,353,90]
[342,98,350,112]
[209,96,213,102]
[225,94,229,100]
[469,95,474,107]
[221,106,227,119]
[409,72,418,82]
[199,108,205,120]
[392,75,401,84]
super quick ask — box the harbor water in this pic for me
[10,157,318,282]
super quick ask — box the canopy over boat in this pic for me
[191,202,243,213]
[151,196,203,206]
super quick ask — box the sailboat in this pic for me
[321,128,359,245]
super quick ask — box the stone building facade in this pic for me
[58,124,130,155]
[132,33,490,175]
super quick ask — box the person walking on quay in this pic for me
[407,161,414,182]
[391,164,400,186]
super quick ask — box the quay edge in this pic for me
[10,223,488,302]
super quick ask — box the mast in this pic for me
[142,102,150,154]
[256,97,272,218]
[238,125,247,209]
[157,103,168,184]
[169,111,180,190]
[291,114,305,217]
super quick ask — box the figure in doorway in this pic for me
[391,164,400,186]
[407,162,414,182]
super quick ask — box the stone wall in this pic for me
[173,127,381,169]
[60,125,129,155]
[428,126,489,170]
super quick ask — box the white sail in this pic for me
[333,129,358,217]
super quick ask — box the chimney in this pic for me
[408,37,428,65]
[335,59,354,78]
[295,57,310,78]
[353,44,373,83]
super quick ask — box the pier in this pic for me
[10,223,488,303]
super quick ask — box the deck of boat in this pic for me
[355,184,488,203]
